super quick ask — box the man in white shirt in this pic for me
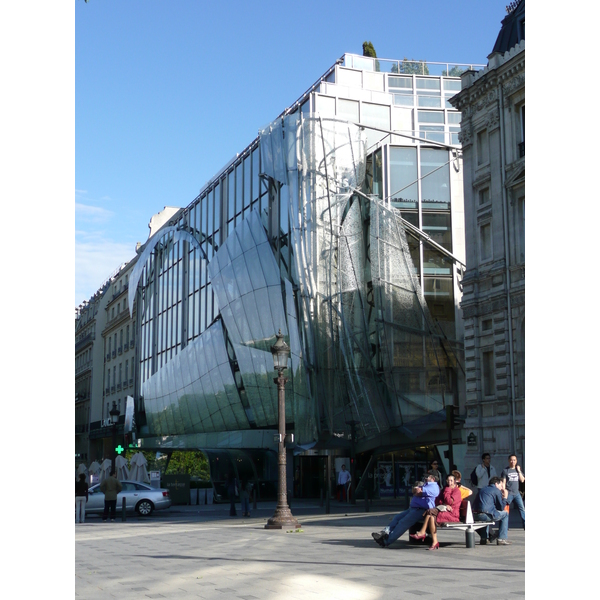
[337,464,351,502]
[475,453,497,489]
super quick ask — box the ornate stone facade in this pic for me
[450,24,525,472]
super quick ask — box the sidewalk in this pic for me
[76,497,525,599]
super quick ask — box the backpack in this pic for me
[470,467,478,486]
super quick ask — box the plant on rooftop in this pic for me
[393,58,430,75]
[362,41,381,72]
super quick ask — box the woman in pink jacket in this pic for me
[410,473,462,550]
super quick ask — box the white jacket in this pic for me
[475,464,497,488]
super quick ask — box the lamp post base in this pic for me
[264,505,301,530]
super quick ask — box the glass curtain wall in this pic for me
[138,140,266,387]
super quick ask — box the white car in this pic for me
[85,480,171,516]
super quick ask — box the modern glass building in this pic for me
[127,53,484,497]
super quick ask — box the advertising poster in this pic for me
[376,461,429,497]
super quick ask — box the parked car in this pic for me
[85,480,171,516]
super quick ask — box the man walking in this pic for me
[100,470,123,522]
[337,464,351,502]
[473,476,510,545]
[501,454,525,528]
[371,474,440,548]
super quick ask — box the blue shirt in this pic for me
[410,481,440,509]
[474,484,507,513]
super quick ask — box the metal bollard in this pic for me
[365,488,370,512]
[320,488,324,507]
[121,497,126,522]
[325,488,330,514]
[253,488,257,511]
[466,529,474,548]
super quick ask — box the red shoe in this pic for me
[410,533,426,540]
[427,542,440,551]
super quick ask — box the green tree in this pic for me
[165,451,210,479]
[362,41,380,72]
[393,58,429,75]
[362,41,377,57]
[442,66,466,77]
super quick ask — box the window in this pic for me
[443,79,461,108]
[479,188,490,205]
[418,110,444,143]
[477,129,489,166]
[421,148,450,209]
[416,77,441,108]
[362,103,390,131]
[447,111,461,144]
[482,319,492,332]
[517,196,525,262]
[518,104,525,157]
[480,222,492,261]
[482,350,495,396]
[338,99,359,122]
[389,147,418,208]
[389,76,413,106]
[422,213,452,275]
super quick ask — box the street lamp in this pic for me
[109,401,120,473]
[265,330,301,530]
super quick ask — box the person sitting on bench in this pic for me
[452,470,473,500]
[409,473,462,550]
[371,474,439,548]
[473,476,510,545]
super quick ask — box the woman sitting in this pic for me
[410,474,462,550]
[452,469,473,500]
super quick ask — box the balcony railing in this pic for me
[342,53,485,77]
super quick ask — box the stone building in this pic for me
[449,0,525,471]
[75,281,111,467]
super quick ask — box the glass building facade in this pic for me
[128,54,481,475]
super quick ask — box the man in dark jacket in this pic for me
[75,473,88,524]
[100,470,123,522]
[473,476,510,545]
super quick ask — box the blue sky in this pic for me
[75,0,509,306]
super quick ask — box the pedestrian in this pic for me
[371,473,440,548]
[427,460,443,485]
[473,476,510,545]
[474,453,497,490]
[226,471,238,517]
[100,470,123,522]
[241,478,252,517]
[75,473,88,524]
[501,454,525,528]
[337,464,351,502]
